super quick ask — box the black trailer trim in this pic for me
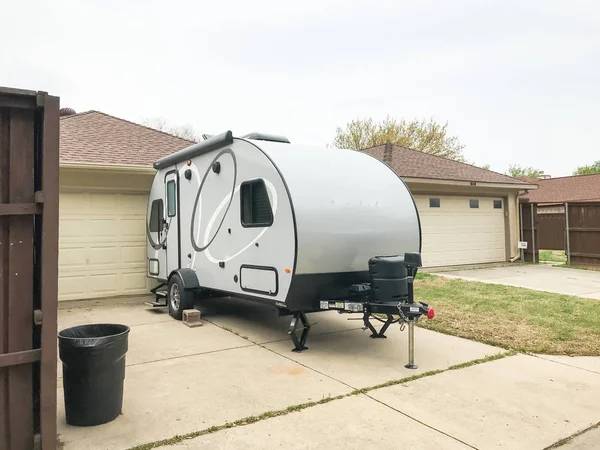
[239,265,279,296]
[154,131,234,169]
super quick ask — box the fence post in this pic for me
[531,203,536,263]
[565,202,571,265]
[519,203,524,262]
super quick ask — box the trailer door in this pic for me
[165,172,180,274]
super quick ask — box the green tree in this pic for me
[506,165,542,178]
[481,164,491,170]
[332,116,465,161]
[573,161,600,175]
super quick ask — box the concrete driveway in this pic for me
[433,264,600,299]
[56,297,600,450]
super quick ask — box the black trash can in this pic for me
[58,323,130,426]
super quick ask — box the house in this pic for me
[519,173,600,214]
[59,110,193,301]
[59,112,533,301]
[362,144,534,267]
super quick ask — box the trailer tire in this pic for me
[168,274,193,320]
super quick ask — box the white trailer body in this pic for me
[146,131,421,313]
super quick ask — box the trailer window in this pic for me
[149,199,164,232]
[241,179,273,227]
[167,180,177,217]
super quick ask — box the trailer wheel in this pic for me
[168,274,193,320]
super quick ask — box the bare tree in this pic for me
[143,117,200,142]
[332,116,466,161]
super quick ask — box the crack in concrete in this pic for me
[363,393,478,449]
[530,354,600,376]
[543,421,600,449]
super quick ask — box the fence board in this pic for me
[8,105,35,450]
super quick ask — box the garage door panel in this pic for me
[89,273,119,293]
[60,219,88,239]
[122,245,146,264]
[88,246,118,265]
[59,191,149,301]
[87,219,119,237]
[121,194,147,213]
[122,272,148,292]
[121,218,146,236]
[59,247,87,267]
[416,194,506,267]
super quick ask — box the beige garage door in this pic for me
[59,191,149,301]
[414,195,506,267]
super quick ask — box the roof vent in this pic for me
[242,132,290,144]
[60,107,76,117]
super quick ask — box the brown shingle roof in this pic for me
[362,144,528,185]
[60,111,194,166]
[522,174,600,203]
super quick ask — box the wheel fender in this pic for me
[169,268,200,290]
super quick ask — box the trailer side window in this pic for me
[240,179,273,227]
[167,180,177,217]
[149,199,164,232]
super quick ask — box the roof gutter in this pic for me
[60,162,155,174]
[402,176,537,191]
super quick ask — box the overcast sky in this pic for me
[2,0,598,176]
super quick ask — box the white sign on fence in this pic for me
[518,241,528,249]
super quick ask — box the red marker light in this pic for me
[427,308,435,319]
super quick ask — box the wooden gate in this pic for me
[0,87,59,449]
[537,212,565,250]
[519,201,539,262]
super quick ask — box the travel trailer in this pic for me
[145,131,433,365]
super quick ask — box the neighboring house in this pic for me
[59,110,193,301]
[59,112,534,301]
[519,173,600,214]
[362,144,534,267]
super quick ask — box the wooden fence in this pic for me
[0,87,59,449]
[568,202,600,266]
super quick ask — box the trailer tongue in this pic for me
[287,252,434,368]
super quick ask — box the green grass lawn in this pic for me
[415,273,600,356]
[539,249,567,263]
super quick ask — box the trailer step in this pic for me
[145,298,167,307]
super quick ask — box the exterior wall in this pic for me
[406,182,521,262]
